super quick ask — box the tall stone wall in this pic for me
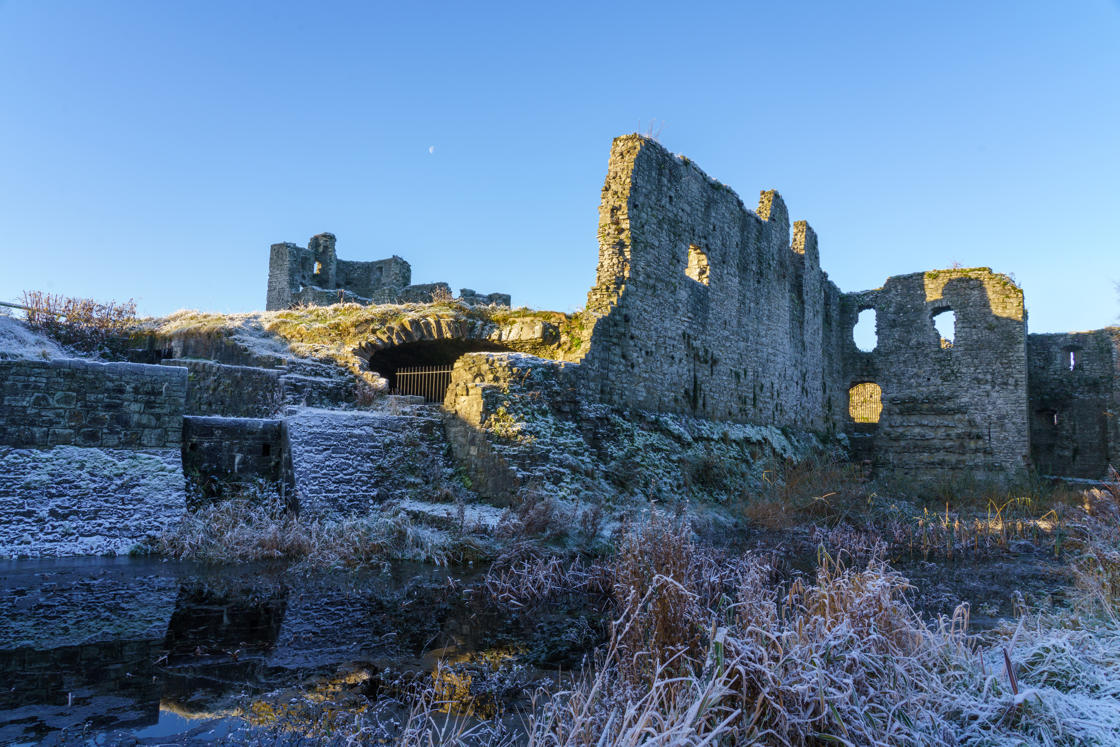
[0,359,186,449]
[579,134,844,430]
[840,269,1029,480]
[1027,328,1120,479]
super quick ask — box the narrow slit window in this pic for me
[685,244,710,286]
[932,309,955,349]
[1066,349,1078,371]
[853,308,877,352]
[848,382,882,424]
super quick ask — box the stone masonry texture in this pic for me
[1028,329,1120,478]
[162,358,283,418]
[840,269,1030,480]
[579,135,846,431]
[0,358,186,449]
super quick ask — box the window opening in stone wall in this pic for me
[848,382,882,424]
[853,309,877,352]
[1063,346,1079,371]
[261,443,271,457]
[685,244,710,286]
[314,261,323,275]
[932,308,955,349]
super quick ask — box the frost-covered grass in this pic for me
[227,494,1120,745]
[0,315,68,360]
[153,494,458,568]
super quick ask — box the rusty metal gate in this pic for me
[393,365,454,403]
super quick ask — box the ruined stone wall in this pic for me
[266,232,509,310]
[0,359,186,449]
[579,135,844,430]
[181,416,287,502]
[840,269,1029,480]
[162,359,283,418]
[266,233,413,311]
[1027,328,1120,479]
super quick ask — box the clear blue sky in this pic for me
[1,1,1117,333]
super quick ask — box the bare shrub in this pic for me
[495,488,571,542]
[20,290,137,355]
[430,285,455,304]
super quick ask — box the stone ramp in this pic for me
[284,407,457,517]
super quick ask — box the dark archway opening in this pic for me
[365,339,511,401]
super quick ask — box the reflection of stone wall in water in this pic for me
[0,560,178,743]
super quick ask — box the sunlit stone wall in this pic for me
[579,134,847,430]
[840,268,1030,480]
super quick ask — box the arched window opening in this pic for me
[848,382,882,424]
[685,244,710,286]
[853,308,877,352]
[932,308,955,349]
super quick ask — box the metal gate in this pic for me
[393,365,454,403]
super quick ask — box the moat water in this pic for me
[0,550,1069,745]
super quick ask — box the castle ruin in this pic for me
[266,232,511,310]
[446,134,1119,485]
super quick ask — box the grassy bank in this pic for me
[191,472,1120,745]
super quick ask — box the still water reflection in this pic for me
[0,557,510,744]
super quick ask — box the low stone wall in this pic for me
[182,416,287,503]
[0,445,185,557]
[285,407,459,517]
[162,359,283,418]
[0,359,186,449]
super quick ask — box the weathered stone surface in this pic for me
[163,358,283,417]
[444,352,825,506]
[840,269,1030,480]
[0,358,186,450]
[182,416,287,502]
[284,407,459,517]
[0,445,185,557]
[579,135,845,430]
[1028,328,1120,479]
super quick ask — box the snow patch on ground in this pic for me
[0,316,68,361]
[0,446,185,558]
[395,497,506,531]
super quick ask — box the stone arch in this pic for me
[353,317,517,394]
